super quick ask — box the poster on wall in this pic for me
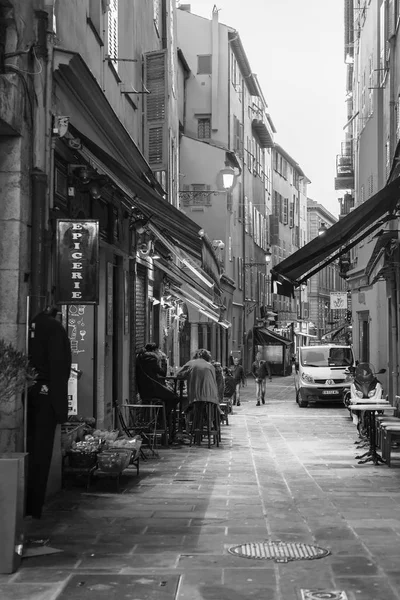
[56,219,99,304]
[68,362,78,415]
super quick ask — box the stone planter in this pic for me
[0,453,27,573]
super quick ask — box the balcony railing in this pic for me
[334,154,354,190]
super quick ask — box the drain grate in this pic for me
[228,540,331,563]
[300,591,348,600]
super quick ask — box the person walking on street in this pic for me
[252,351,272,406]
[232,357,246,406]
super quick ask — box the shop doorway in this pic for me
[358,310,370,363]
[112,256,123,410]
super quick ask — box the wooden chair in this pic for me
[189,401,220,448]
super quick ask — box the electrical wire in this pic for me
[4,46,43,75]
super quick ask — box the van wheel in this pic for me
[297,391,308,407]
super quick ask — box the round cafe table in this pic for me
[349,403,395,465]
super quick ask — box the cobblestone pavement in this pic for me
[2,375,400,599]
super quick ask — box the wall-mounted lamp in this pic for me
[220,165,236,190]
[244,250,272,267]
[138,239,159,260]
[68,164,91,184]
[318,222,328,236]
[212,240,225,250]
[179,163,239,203]
[88,181,102,199]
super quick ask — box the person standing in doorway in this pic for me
[232,357,246,406]
[252,351,272,406]
[27,306,72,519]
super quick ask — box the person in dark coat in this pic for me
[212,361,224,403]
[232,357,246,406]
[27,306,72,518]
[252,351,272,406]
[136,343,179,408]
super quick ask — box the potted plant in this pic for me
[0,339,36,574]
[0,339,36,404]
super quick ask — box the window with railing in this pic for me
[107,0,118,70]
[197,116,211,139]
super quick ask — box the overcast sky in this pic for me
[184,0,347,218]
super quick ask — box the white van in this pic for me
[294,344,355,407]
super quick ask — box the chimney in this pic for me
[178,4,191,11]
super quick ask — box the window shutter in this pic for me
[145,50,168,171]
[107,0,118,69]
[289,199,294,228]
[283,197,289,225]
[396,96,400,140]
[380,0,387,83]
[388,0,395,37]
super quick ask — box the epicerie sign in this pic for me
[56,219,99,304]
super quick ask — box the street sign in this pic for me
[330,292,347,310]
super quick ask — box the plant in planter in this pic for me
[0,341,36,574]
[0,340,36,453]
[0,339,36,402]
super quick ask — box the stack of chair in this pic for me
[376,396,400,466]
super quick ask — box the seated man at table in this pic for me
[176,349,221,410]
[136,343,179,409]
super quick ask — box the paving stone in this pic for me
[0,584,62,600]
[77,552,180,570]
[57,574,180,600]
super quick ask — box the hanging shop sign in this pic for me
[56,219,99,304]
[330,292,347,310]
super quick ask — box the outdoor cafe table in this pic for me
[349,403,396,465]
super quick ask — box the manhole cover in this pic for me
[228,540,330,563]
[301,591,348,600]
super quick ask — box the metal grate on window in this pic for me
[198,117,211,139]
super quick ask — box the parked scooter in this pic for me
[344,362,386,409]
[344,362,386,429]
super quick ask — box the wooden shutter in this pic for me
[145,50,168,171]
[135,265,147,353]
[289,199,294,228]
[283,197,289,225]
[388,0,395,37]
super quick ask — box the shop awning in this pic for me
[271,176,400,296]
[73,131,204,260]
[170,285,221,323]
[253,327,293,346]
[321,323,349,341]
[294,330,318,339]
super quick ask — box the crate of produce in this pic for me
[61,423,86,454]
[96,449,132,473]
[67,451,98,469]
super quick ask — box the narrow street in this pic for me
[3,377,400,600]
